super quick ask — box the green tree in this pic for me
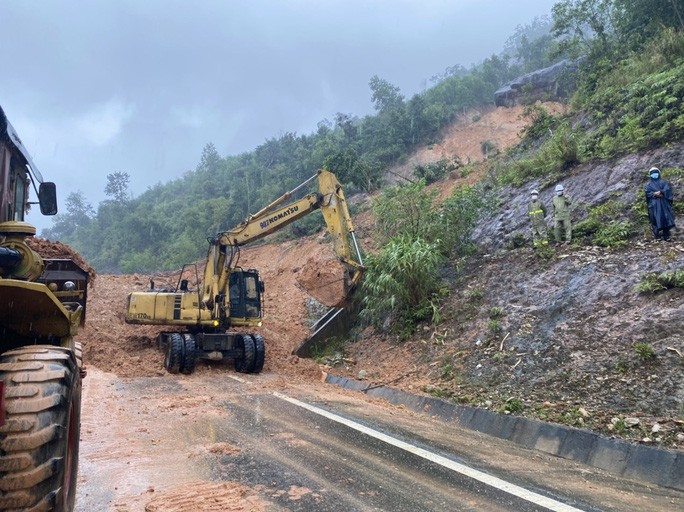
[369,75,405,113]
[43,191,94,240]
[104,171,131,203]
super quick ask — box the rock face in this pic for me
[495,59,581,107]
[463,142,684,424]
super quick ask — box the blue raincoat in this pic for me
[644,177,675,234]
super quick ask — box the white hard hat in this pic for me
[555,184,564,192]
[531,189,539,195]
[649,167,660,173]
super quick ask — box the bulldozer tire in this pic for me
[180,334,197,375]
[164,333,184,374]
[74,342,86,379]
[0,345,81,512]
[252,335,265,374]
[234,335,256,374]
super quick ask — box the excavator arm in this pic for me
[201,169,364,313]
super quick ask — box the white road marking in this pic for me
[273,392,586,512]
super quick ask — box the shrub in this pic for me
[413,158,461,184]
[481,140,499,157]
[634,343,656,361]
[360,235,445,334]
[635,270,684,293]
[573,199,636,248]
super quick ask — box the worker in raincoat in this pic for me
[644,167,675,241]
[553,184,572,244]
[528,189,548,247]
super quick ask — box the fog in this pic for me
[0,0,557,232]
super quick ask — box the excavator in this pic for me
[125,169,364,375]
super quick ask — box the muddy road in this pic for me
[76,368,682,512]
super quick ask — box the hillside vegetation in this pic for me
[50,0,684,447]
[330,1,684,449]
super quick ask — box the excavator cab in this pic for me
[228,268,263,325]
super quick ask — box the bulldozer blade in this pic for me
[293,307,351,358]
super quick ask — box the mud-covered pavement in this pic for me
[76,368,683,512]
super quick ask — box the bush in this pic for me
[413,158,461,184]
[497,121,586,187]
[635,270,684,293]
[372,180,487,258]
[360,235,445,334]
[634,343,656,361]
[573,199,636,248]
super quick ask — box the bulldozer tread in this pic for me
[0,345,81,511]
[5,384,40,398]
[0,418,35,435]
[1,425,60,452]
[0,452,32,472]
[0,362,44,372]
[11,369,69,384]
[7,392,62,415]
[16,353,70,362]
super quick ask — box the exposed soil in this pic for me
[30,101,684,509]
[75,103,539,382]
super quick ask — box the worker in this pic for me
[644,166,675,241]
[553,184,573,244]
[528,189,548,247]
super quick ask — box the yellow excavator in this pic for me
[125,169,364,374]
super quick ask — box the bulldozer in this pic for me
[125,169,364,374]
[0,105,89,511]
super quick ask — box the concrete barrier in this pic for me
[326,374,683,491]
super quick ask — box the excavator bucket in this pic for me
[293,307,352,358]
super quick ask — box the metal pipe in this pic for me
[351,232,363,266]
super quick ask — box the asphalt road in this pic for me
[75,369,683,511]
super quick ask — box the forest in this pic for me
[44,0,684,281]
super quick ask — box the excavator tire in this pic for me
[252,335,265,374]
[0,345,81,512]
[181,334,197,375]
[164,333,184,374]
[234,335,256,374]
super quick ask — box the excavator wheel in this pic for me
[0,345,81,512]
[234,335,256,374]
[164,333,184,374]
[181,334,197,375]
[252,335,265,374]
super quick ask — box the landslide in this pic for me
[62,102,682,450]
[71,104,535,382]
[334,124,684,450]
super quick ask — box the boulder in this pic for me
[495,59,581,107]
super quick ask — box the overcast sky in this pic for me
[1,0,557,232]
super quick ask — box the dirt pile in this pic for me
[28,236,97,284]
[76,239,345,382]
[72,104,553,394]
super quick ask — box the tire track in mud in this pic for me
[142,482,266,512]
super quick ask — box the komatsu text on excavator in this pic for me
[125,170,364,375]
